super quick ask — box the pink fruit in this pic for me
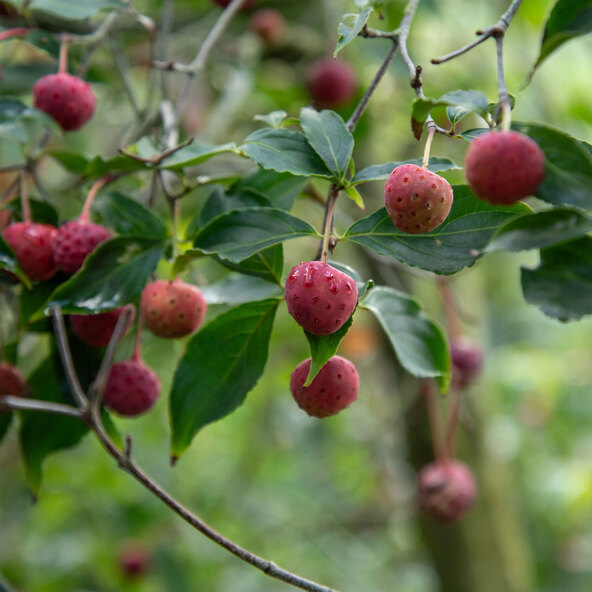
[450,338,484,390]
[465,130,546,204]
[33,72,96,132]
[306,58,357,109]
[384,164,453,234]
[103,358,160,417]
[140,279,207,339]
[2,221,58,281]
[212,0,256,9]
[417,460,477,523]
[250,9,286,45]
[0,362,26,398]
[285,261,358,336]
[52,219,112,275]
[70,305,136,348]
[119,545,151,578]
[290,355,359,418]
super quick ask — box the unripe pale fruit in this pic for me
[70,305,136,348]
[212,0,256,9]
[33,73,96,132]
[465,130,545,204]
[140,279,207,339]
[306,58,356,109]
[103,358,160,417]
[290,356,359,418]
[52,219,112,275]
[250,9,286,45]
[285,261,358,336]
[0,362,26,398]
[417,460,477,523]
[2,221,58,282]
[384,164,453,234]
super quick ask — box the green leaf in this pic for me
[29,0,123,21]
[19,280,59,331]
[487,208,592,252]
[530,0,592,77]
[22,29,60,59]
[0,413,13,445]
[513,123,592,209]
[300,107,354,181]
[41,237,164,315]
[521,237,592,322]
[170,298,279,458]
[229,169,305,211]
[0,99,59,148]
[344,185,529,275]
[353,157,460,184]
[334,8,372,56]
[216,245,284,285]
[253,110,288,128]
[412,90,489,139]
[304,315,354,386]
[200,275,282,306]
[8,198,58,226]
[84,154,148,177]
[159,142,238,170]
[240,128,334,178]
[49,150,89,174]
[344,185,365,209]
[19,355,89,495]
[193,207,319,264]
[0,235,31,288]
[362,286,450,389]
[93,192,168,240]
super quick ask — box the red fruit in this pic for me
[212,0,256,9]
[290,356,359,418]
[465,130,546,204]
[0,362,26,398]
[450,338,484,390]
[52,219,111,275]
[103,357,160,417]
[119,545,151,578]
[384,164,453,234]
[306,58,356,109]
[417,460,477,523]
[2,221,58,282]
[250,9,286,45]
[140,279,207,339]
[33,73,96,132]
[70,305,136,348]
[285,261,358,336]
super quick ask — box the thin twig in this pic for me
[0,395,83,420]
[118,138,193,166]
[420,381,449,464]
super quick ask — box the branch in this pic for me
[118,138,193,166]
[0,395,83,420]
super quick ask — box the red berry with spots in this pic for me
[52,219,112,275]
[285,261,358,336]
[212,0,256,9]
[384,164,453,234]
[417,460,477,523]
[70,305,136,348]
[0,362,26,398]
[103,357,161,417]
[33,73,96,132]
[306,58,357,109]
[140,279,208,339]
[290,355,359,418]
[465,130,546,204]
[2,221,58,282]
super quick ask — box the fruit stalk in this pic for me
[421,126,436,169]
[80,176,112,221]
[318,185,339,264]
[421,380,450,464]
[19,172,32,223]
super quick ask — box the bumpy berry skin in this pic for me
[140,279,207,339]
[285,261,358,336]
[2,222,58,282]
[212,0,256,9]
[33,73,96,132]
[290,356,359,418]
[70,305,136,348]
[384,164,453,234]
[465,131,546,204]
[417,460,477,523]
[103,358,160,417]
[250,8,285,45]
[52,219,112,275]
[306,58,357,109]
[0,362,26,398]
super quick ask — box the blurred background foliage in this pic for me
[1,0,591,591]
